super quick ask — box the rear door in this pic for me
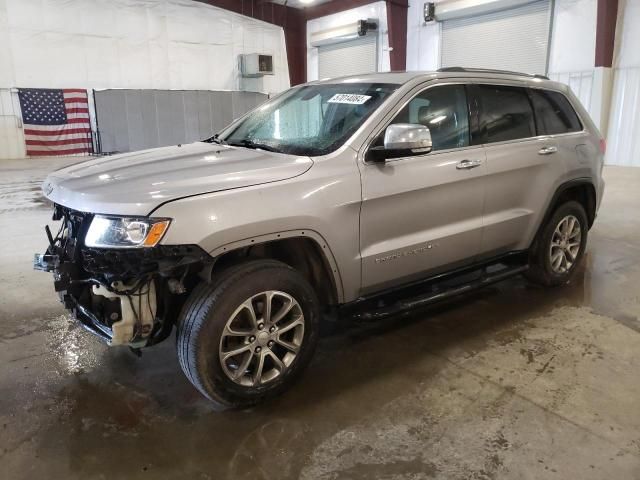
[528,87,586,173]
[469,83,565,257]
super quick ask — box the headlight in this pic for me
[84,216,171,248]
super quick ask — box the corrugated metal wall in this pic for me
[94,90,267,154]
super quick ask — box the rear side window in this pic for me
[529,89,582,135]
[383,84,470,151]
[471,85,536,144]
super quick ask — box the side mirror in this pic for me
[367,123,432,162]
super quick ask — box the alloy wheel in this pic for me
[219,291,305,387]
[549,214,582,274]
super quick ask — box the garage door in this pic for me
[441,0,552,75]
[318,34,377,79]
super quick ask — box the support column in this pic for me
[386,0,409,71]
[592,0,619,135]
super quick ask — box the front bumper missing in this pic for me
[34,253,59,272]
[34,205,210,348]
[34,253,154,347]
[34,252,113,341]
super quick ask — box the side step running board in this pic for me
[347,262,529,321]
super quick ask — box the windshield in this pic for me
[219,83,398,156]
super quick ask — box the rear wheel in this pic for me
[526,201,588,286]
[176,260,320,410]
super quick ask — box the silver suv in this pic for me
[35,68,605,409]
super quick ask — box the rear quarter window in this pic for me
[529,89,582,135]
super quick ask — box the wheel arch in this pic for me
[205,230,344,305]
[532,178,596,248]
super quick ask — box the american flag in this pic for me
[18,88,93,157]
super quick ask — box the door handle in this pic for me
[538,146,558,155]
[456,159,482,170]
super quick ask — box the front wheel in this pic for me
[176,260,320,410]
[526,200,588,287]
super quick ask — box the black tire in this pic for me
[526,200,588,287]
[176,259,320,410]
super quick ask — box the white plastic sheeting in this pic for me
[606,0,640,166]
[548,0,597,74]
[0,89,25,159]
[549,71,594,114]
[0,0,290,94]
[307,1,390,81]
[546,0,598,128]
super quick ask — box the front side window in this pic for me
[220,83,397,156]
[378,84,470,151]
[529,89,582,135]
[471,85,536,144]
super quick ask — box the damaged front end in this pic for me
[34,204,211,348]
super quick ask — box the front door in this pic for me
[359,84,486,294]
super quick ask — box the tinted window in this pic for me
[382,85,469,151]
[529,89,582,135]
[472,85,535,144]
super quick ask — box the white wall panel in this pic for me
[307,1,390,81]
[0,0,290,95]
[549,71,594,113]
[606,0,640,166]
[406,0,441,71]
[0,88,25,159]
[606,68,640,166]
[614,0,640,69]
[548,0,597,73]
[546,0,598,125]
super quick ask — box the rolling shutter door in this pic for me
[441,0,552,75]
[318,34,377,79]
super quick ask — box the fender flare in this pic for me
[532,178,596,248]
[207,229,345,303]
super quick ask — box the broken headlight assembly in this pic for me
[84,215,171,249]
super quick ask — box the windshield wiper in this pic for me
[202,133,227,145]
[228,139,280,153]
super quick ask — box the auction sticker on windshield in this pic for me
[328,94,372,105]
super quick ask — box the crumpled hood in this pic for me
[43,142,313,216]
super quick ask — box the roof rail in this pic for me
[437,67,550,81]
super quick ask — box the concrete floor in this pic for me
[1,157,640,480]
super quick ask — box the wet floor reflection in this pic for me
[2,164,640,479]
[16,234,636,479]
